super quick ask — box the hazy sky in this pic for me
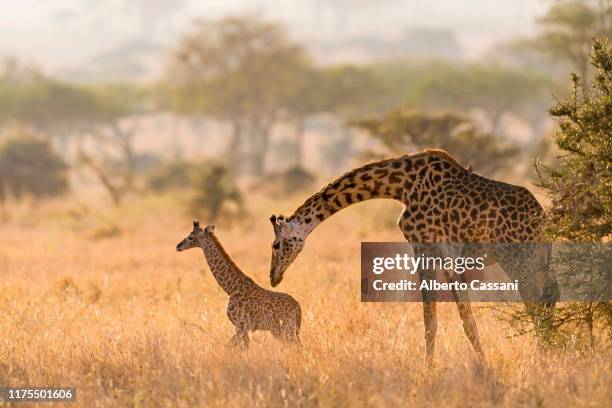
[1,0,551,72]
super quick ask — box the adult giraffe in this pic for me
[268,149,558,361]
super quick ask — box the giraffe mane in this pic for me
[286,149,466,222]
[208,232,248,275]
[422,148,465,168]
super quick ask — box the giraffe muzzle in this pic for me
[270,270,282,287]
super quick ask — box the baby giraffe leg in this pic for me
[227,334,238,347]
[236,328,249,349]
[287,317,302,344]
[227,327,250,350]
[274,318,301,345]
[226,333,240,347]
[282,327,301,344]
[286,330,301,345]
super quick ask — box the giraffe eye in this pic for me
[188,236,194,241]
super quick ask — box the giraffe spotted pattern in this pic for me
[177,222,301,349]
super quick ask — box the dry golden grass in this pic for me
[0,193,610,407]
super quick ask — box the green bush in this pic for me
[281,166,315,193]
[0,129,68,202]
[190,163,242,222]
[145,160,194,192]
[531,38,612,346]
[540,39,612,242]
[259,166,316,196]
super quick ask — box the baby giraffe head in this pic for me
[176,220,215,252]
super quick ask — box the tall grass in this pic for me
[0,195,609,407]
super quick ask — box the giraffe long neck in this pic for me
[200,234,255,295]
[287,151,466,238]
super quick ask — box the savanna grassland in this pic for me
[0,192,610,407]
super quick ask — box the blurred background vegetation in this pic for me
[1,0,609,211]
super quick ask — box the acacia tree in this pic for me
[77,83,148,205]
[527,0,612,82]
[353,108,519,176]
[190,163,243,222]
[283,64,389,170]
[167,15,307,175]
[413,63,552,136]
[541,40,611,242]
[317,65,391,119]
[283,66,324,170]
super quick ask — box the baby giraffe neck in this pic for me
[200,233,254,296]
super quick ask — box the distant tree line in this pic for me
[0,0,609,223]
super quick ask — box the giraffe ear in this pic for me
[193,220,200,229]
[271,215,282,237]
[205,225,215,233]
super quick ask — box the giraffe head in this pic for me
[269,214,305,287]
[176,220,215,251]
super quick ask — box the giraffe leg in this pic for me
[420,273,438,362]
[227,327,249,350]
[287,321,302,345]
[443,277,485,359]
[236,329,249,349]
[445,276,485,360]
[422,301,437,364]
[416,245,438,364]
[273,322,301,345]
[271,327,284,341]
[455,301,485,360]
[226,333,240,347]
[277,329,301,345]
[291,309,302,344]
[440,244,485,360]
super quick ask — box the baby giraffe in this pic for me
[176,221,301,349]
